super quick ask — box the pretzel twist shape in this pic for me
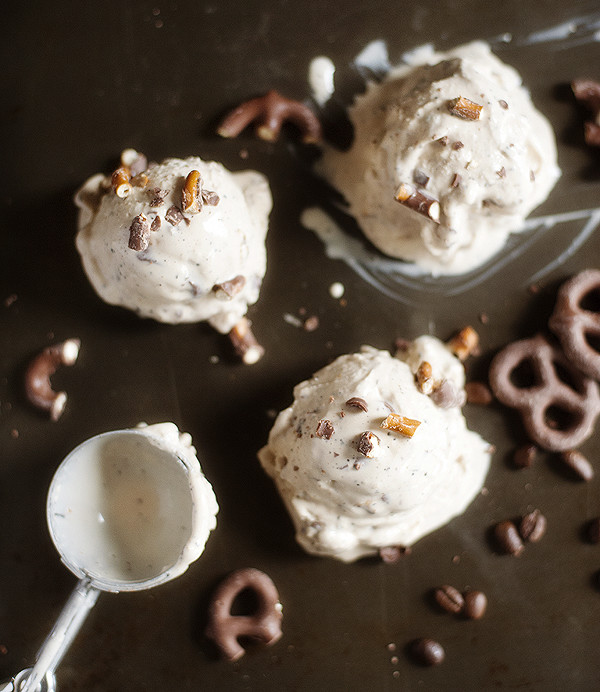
[205,568,282,661]
[489,334,600,451]
[549,269,600,380]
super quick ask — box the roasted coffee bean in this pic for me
[560,449,594,481]
[519,509,547,543]
[463,590,487,620]
[409,638,445,666]
[586,517,600,544]
[494,520,524,556]
[513,443,537,469]
[433,585,464,614]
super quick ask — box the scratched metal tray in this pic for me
[2,1,600,690]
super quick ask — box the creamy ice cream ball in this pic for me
[75,151,272,332]
[258,337,491,562]
[321,41,560,275]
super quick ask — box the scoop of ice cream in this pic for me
[75,153,272,331]
[320,41,560,275]
[258,338,490,562]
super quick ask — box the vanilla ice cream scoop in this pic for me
[321,41,560,275]
[258,338,490,562]
[75,152,271,332]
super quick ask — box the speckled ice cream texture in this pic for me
[258,337,491,562]
[320,41,560,275]
[75,156,272,331]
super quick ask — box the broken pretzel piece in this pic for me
[448,96,483,121]
[380,413,421,438]
[395,183,440,223]
[218,89,322,144]
[448,326,479,361]
[229,317,265,365]
[25,339,81,421]
[181,170,220,214]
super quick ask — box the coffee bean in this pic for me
[433,585,464,614]
[513,443,537,469]
[519,509,547,543]
[409,638,445,666]
[463,590,487,620]
[494,520,524,556]
[560,449,594,482]
[586,518,600,544]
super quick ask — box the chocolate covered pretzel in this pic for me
[205,568,282,661]
[489,334,600,451]
[549,269,600,380]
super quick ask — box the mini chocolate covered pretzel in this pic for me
[549,269,600,380]
[489,333,600,451]
[205,568,283,661]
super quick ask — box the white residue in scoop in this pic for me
[308,56,335,106]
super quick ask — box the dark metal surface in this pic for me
[2,1,600,690]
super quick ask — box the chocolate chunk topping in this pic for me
[357,431,379,458]
[346,397,368,412]
[212,275,246,300]
[513,443,537,469]
[465,381,492,405]
[128,213,150,251]
[148,187,168,207]
[413,168,430,188]
[315,419,334,439]
[165,205,184,226]
[150,216,161,232]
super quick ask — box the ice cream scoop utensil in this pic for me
[2,428,215,692]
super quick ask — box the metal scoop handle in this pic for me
[2,579,100,692]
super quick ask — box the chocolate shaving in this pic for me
[357,431,379,458]
[212,275,246,300]
[148,187,168,207]
[498,99,509,110]
[496,167,506,178]
[315,419,334,439]
[150,216,161,232]
[346,396,368,412]
[436,135,449,146]
[395,182,440,223]
[451,173,462,188]
[165,205,184,226]
[413,169,430,188]
[128,213,150,251]
[452,141,464,151]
